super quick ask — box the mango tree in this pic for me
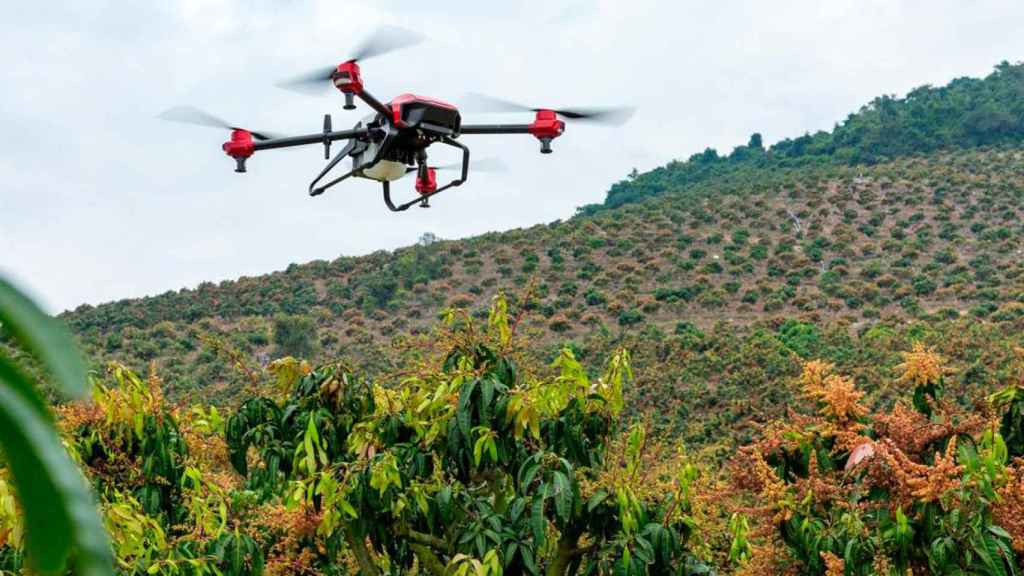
[227,295,712,575]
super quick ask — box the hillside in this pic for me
[59,63,1024,448]
[7,59,1024,576]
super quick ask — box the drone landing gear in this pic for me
[308,139,365,196]
[382,137,469,212]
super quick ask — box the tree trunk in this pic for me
[546,530,580,576]
[344,526,380,576]
[411,543,447,576]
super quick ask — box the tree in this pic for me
[226,296,710,575]
[272,314,318,359]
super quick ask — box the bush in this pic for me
[912,274,937,296]
[617,308,644,326]
[584,288,607,306]
[272,315,319,359]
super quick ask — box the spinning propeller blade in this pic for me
[157,106,281,140]
[436,157,507,172]
[350,25,424,62]
[402,157,507,178]
[462,92,635,126]
[276,26,424,95]
[273,66,338,96]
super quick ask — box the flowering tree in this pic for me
[731,344,1021,575]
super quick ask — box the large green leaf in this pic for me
[553,471,572,524]
[0,376,112,575]
[0,277,87,398]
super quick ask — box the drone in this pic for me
[160,27,633,212]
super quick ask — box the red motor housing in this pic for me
[222,129,255,158]
[528,110,565,139]
[333,61,364,94]
[528,110,564,153]
[416,167,438,195]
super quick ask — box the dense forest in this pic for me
[4,61,1024,574]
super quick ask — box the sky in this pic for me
[3,0,1024,313]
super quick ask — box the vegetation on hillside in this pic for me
[588,60,1024,213]
[4,296,1024,573]
[60,147,1024,434]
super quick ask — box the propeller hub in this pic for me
[222,129,255,159]
[528,110,564,152]
[332,61,364,95]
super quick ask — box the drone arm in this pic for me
[459,124,532,135]
[354,89,392,118]
[461,120,562,153]
[253,127,369,151]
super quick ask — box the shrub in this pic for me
[912,275,937,296]
[617,308,644,326]
[584,288,607,306]
[272,314,319,359]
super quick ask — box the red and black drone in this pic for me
[160,26,633,212]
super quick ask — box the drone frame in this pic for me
[221,60,565,211]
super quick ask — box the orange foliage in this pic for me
[993,459,1024,554]
[895,342,952,389]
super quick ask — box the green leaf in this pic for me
[0,376,112,575]
[0,277,87,398]
[518,453,541,489]
[989,525,1013,540]
[530,486,547,547]
[521,545,538,575]
[553,471,572,524]
[481,378,495,419]
[0,356,50,420]
[509,497,526,523]
[587,489,609,513]
[474,434,488,466]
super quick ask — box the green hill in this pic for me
[59,62,1024,448]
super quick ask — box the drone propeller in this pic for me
[276,26,424,95]
[401,157,507,177]
[461,92,635,125]
[158,106,281,140]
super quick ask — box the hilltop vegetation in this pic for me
[589,60,1024,212]
[60,147,1024,439]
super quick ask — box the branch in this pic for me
[405,528,447,550]
[343,526,380,576]
[410,543,447,576]
[785,207,803,234]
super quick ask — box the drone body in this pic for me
[163,27,630,212]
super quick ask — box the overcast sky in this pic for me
[3,0,1024,313]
